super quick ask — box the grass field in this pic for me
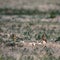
[0,0,60,60]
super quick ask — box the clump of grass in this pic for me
[55,37,60,42]
[20,55,34,60]
[48,10,60,18]
[41,55,57,60]
[0,55,5,60]
[21,25,32,40]
[0,38,4,44]
[40,46,58,60]
[0,55,16,60]
[34,32,41,40]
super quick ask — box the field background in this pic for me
[0,0,60,60]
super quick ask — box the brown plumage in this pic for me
[42,33,47,43]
